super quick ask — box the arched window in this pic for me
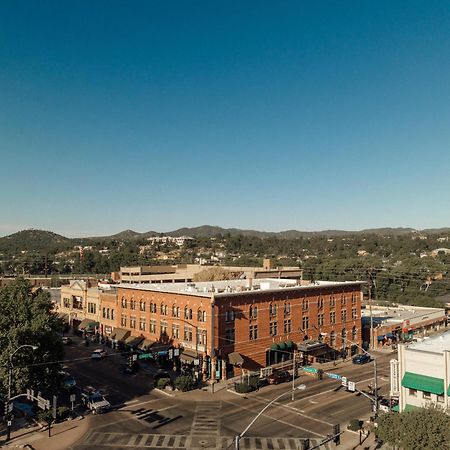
[269,303,277,317]
[121,297,127,308]
[302,299,309,311]
[202,311,206,322]
[188,308,192,320]
[284,302,291,315]
[106,308,110,320]
[111,309,115,320]
[102,307,106,318]
[249,305,258,319]
[176,306,180,318]
[184,306,189,320]
[172,304,176,317]
[197,309,203,321]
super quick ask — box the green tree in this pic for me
[0,278,64,400]
[376,406,450,450]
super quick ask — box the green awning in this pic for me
[285,341,294,349]
[401,372,444,395]
[393,404,417,413]
[392,404,400,412]
[270,343,279,351]
[448,385,450,396]
[278,342,287,351]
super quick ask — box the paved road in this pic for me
[65,346,393,450]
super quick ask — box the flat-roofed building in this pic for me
[393,332,450,412]
[116,278,364,379]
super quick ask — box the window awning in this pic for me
[124,335,144,347]
[150,342,172,354]
[392,404,417,413]
[401,372,445,395]
[78,319,99,330]
[57,313,69,323]
[110,328,130,341]
[228,352,244,366]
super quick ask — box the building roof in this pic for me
[407,330,450,354]
[117,278,363,298]
[361,305,446,326]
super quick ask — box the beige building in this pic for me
[59,280,101,332]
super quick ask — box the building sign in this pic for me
[390,359,400,397]
[105,326,112,335]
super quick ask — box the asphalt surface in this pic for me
[62,337,393,450]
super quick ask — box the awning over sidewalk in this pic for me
[124,335,144,347]
[228,352,244,366]
[110,328,130,341]
[138,339,155,350]
[78,319,99,331]
[150,342,172,355]
[401,372,445,395]
[180,349,198,364]
[57,313,69,323]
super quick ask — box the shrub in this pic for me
[57,406,71,421]
[174,375,196,392]
[348,419,362,431]
[156,377,171,389]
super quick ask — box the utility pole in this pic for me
[368,268,374,351]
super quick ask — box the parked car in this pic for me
[81,386,110,414]
[352,354,371,365]
[91,349,107,360]
[267,370,291,385]
[60,371,76,389]
[379,398,398,412]
[62,336,72,345]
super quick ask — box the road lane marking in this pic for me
[224,400,325,438]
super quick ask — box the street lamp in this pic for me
[6,344,38,441]
[235,384,306,450]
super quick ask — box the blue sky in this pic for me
[1,1,449,237]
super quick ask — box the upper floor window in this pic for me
[225,310,235,322]
[318,297,324,309]
[184,307,192,320]
[197,309,206,322]
[351,293,357,305]
[121,297,127,308]
[249,305,258,320]
[302,299,309,311]
[161,303,168,316]
[341,295,347,307]
[284,302,291,315]
[269,303,277,318]
[140,300,146,312]
[330,296,336,308]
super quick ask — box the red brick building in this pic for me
[113,278,363,379]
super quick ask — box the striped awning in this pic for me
[110,328,130,341]
[124,335,144,347]
[78,319,99,330]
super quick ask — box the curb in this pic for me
[154,388,176,398]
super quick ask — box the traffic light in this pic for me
[128,355,133,366]
[317,369,324,381]
[333,424,340,445]
[4,401,9,417]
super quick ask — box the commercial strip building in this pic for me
[114,260,304,284]
[391,331,450,412]
[362,305,447,350]
[112,278,363,380]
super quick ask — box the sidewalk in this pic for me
[2,416,92,450]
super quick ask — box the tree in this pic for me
[0,278,64,400]
[376,406,450,450]
[193,267,238,282]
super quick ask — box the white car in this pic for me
[81,386,110,414]
[91,349,107,360]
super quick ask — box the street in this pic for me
[60,338,393,450]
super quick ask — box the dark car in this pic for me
[62,337,72,345]
[352,354,371,365]
[268,370,291,385]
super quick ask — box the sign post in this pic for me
[70,393,76,411]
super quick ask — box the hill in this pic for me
[0,229,72,253]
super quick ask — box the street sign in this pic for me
[70,394,76,402]
[341,376,348,387]
[347,381,356,392]
[326,372,342,380]
[132,354,138,362]
[7,420,11,427]
[303,367,318,374]
[138,352,154,360]
[52,395,57,419]
[174,348,180,357]
[168,349,173,359]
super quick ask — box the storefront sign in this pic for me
[390,359,400,397]
[138,352,154,360]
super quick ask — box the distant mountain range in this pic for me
[0,225,450,253]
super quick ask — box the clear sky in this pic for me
[1,1,449,237]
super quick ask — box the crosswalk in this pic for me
[80,432,327,449]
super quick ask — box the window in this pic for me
[437,394,444,403]
[172,304,177,317]
[225,310,235,322]
[184,307,192,320]
[270,321,278,336]
[130,300,136,310]
[225,328,235,344]
[249,324,258,340]
[161,303,167,316]
[330,296,336,307]
[341,310,347,323]
[352,326,358,341]
[423,391,431,400]
[302,299,309,311]
[184,326,193,342]
[140,301,146,312]
[106,308,110,320]
[318,297,324,309]
[409,388,417,397]
[352,293,357,305]
[102,307,106,318]
[318,313,324,327]
[284,319,291,333]
[197,329,207,345]
[269,303,277,317]
[150,319,156,334]
[197,309,206,322]
[121,297,127,308]
[63,298,70,308]
[87,303,96,314]
[120,314,127,327]
[330,311,336,324]
[130,316,136,329]
[249,305,258,319]
[161,321,168,336]
[302,315,309,330]
[139,317,146,331]
[284,302,291,315]
[172,324,180,339]
[111,309,115,320]
[341,329,347,347]
[341,295,347,307]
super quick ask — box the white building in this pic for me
[392,332,450,412]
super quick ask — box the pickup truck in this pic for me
[81,386,110,414]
